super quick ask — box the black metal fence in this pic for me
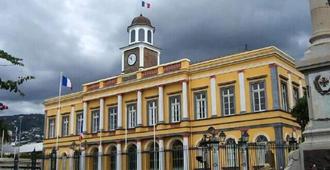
[41,142,298,170]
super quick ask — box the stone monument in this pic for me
[286,0,330,169]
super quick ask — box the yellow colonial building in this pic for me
[43,15,305,170]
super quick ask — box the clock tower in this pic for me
[121,14,160,74]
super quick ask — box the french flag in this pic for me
[62,75,72,89]
[142,1,151,8]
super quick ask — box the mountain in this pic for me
[0,114,44,144]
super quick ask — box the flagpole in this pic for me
[153,112,156,170]
[56,72,63,152]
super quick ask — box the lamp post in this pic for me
[286,132,297,152]
[198,127,226,170]
[239,130,249,170]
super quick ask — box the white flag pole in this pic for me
[55,72,63,170]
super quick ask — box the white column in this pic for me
[121,53,124,72]
[288,73,294,109]
[70,105,75,135]
[139,46,144,68]
[183,136,189,170]
[159,139,165,170]
[98,145,103,170]
[116,143,122,170]
[80,151,86,170]
[69,150,74,170]
[137,141,142,170]
[158,86,164,123]
[182,81,189,120]
[117,94,123,129]
[299,79,304,98]
[157,51,160,65]
[83,102,88,133]
[99,98,104,131]
[137,90,142,126]
[239,71,247,113]
[210,76,217,117]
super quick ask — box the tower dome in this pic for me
[129,14,153,28]
[127,14,155,45]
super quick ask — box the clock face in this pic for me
[128,53,137,66]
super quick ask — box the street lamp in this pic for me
[241,130,249,143]
[239,130,249,170]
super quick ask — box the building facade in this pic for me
[43,15,306,170]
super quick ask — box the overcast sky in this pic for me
[0,0,311,115]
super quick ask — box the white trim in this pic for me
[99,98,104,130]
[158,86,164,122]
[137,90,142,125]
[139,46,144,68]
[116,143,121,170]
[182,81,188,120]
[82,102,87,132]
[287,73,294,109]
[239,72,247,112]
[137,141,142,170]
[117,95,122,128]
[70,106,75,135]
[183,136,189,170]
[210,76,217,117]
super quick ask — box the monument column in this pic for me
[286,0,330,169]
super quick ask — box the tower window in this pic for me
[131,30,136,43]
[138,29,145,42]
[147,30,152,43]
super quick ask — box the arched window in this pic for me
[138,29,145,42]
[127,145,137,170]
[196,141,210,169]
[131,30,136,43]
[172,140,183,170]
[225,138,237,168]
[256,135,268,166]
[147,30,152,43]
[109,146,117,170]
[92,148,99,170]
[149,142,159,170]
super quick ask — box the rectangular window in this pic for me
[194,90,208,119]
[281,81,289,111]
[91,109,100,133]
[169,95,181,123]
[293,86,299,106]
[76,112,83,135]
[127,103,137,129]
[109,106,117,130]
[251,80,266,112]
[221,86,235,116]
[62,115,69,137]
[48,118,55,138]
[147,100,158,126]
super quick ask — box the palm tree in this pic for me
[290,96,309,132]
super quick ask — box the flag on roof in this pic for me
[62,76,72,89]
[142,1,151,8]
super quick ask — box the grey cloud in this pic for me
[0,0,311,115]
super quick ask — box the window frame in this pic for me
[76,111,83,135]
[108,106,118,131]
[280,80,289,112]
[138,28,145,42]
[147,30,152,43]
[147,99,158,126]
[131,30,136,43]
[194,90,208,120]
[48,117,56,138]
[91,109,100,133]
[61,115,70,137]
[220,85,236,116]
[127,103,137,129]
[250,80,267,112]
[169,94,181,123]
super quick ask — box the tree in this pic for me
[290,96,309,131]
[0,50,34,96]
